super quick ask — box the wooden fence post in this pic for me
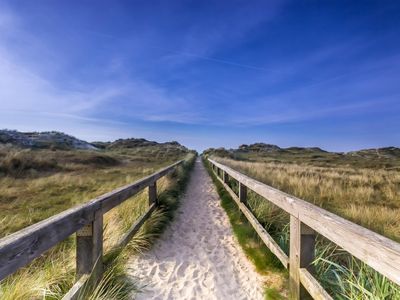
[149,181,157,206]
[76,209,103,281]
[223,170,229,184]
[289,215,316,299]
[239,182,247,203]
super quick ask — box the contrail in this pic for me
[84,29,280,73]
[164,50,277,72]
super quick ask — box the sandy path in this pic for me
[127,158,265,300]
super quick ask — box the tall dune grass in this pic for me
[210,156,400,299]
[215,157,400,240]
[0,147,195,299]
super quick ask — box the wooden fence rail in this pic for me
[0,159,184,299]
[208,158,400,300]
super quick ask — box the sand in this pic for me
[127,158,265,300]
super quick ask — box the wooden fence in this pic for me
[0,159,184,299]
[208,158,400,300]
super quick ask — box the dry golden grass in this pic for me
[207,153,400,298]
[0,147,185,237]
[214,157,400,241]
[0,145,193,299]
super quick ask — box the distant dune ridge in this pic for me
[207,142,399,157]
[92,138,186,151]
[0,129,97,150]
[0,129,188,152]
[203,142,400,166]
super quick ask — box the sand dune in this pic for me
[127,158,265,299]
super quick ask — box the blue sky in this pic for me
[0,1,399,152]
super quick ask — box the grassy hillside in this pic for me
[204,143,400,169]
[0,135,195,299]
[0,143,190,237]
[205,144,400,241]
[204,143,400,299]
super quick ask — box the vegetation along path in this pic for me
[127,158,265,299]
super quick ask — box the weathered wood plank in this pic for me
[0,160,183,281]
[148,182,157,206]
[289,217,315,299]
[117,203,157,249]
[61,274,90,300]
[215,175,289,268]
[0,202,100,281]
[300,223,316,299]
[76,209,103,280]
[299,268,333,300]
[209,158,400,286]
[290,215,301,299]
[223,170,229,184]
[101,160,182,213]
[300,224,316,272]
[239,182,247,203]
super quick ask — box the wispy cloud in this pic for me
[0,7,199,125]
[0,2,285,127]
[222,97,400,126]
[0,1,399,151]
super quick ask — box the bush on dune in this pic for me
[0,150,59,176]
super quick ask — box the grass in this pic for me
[0,143,195,299]
[202,156,288,299]
[213,157,400,241]
[206,153,400,299]
[204,145,400,169]
[265,287,287,300]
[0,145,187,237]
[314,244,400,299]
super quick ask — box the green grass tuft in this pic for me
[265,287,286,300]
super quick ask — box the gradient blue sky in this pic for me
[1,1,399,151]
